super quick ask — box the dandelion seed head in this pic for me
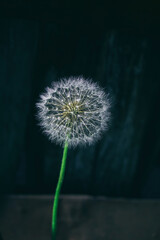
[36,77,111,147]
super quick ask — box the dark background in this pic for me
[0,0,160,198]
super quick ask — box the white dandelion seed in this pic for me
[36,76,111,147]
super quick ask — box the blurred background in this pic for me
[0,0,160,199]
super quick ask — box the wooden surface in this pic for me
[0,195,160,240]
[0,18,160,198]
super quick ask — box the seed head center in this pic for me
[63,101,84,123]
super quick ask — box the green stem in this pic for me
[51,139,69,240]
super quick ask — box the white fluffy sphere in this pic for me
[36,77,111,147]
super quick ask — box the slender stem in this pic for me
[51,139,69,240]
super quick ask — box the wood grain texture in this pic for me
[0,18,160,198]
[0,195,160,240]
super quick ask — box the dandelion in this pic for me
[36,76,111,240]
[37,77,110,147]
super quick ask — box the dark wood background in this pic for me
[0,0,160,198]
